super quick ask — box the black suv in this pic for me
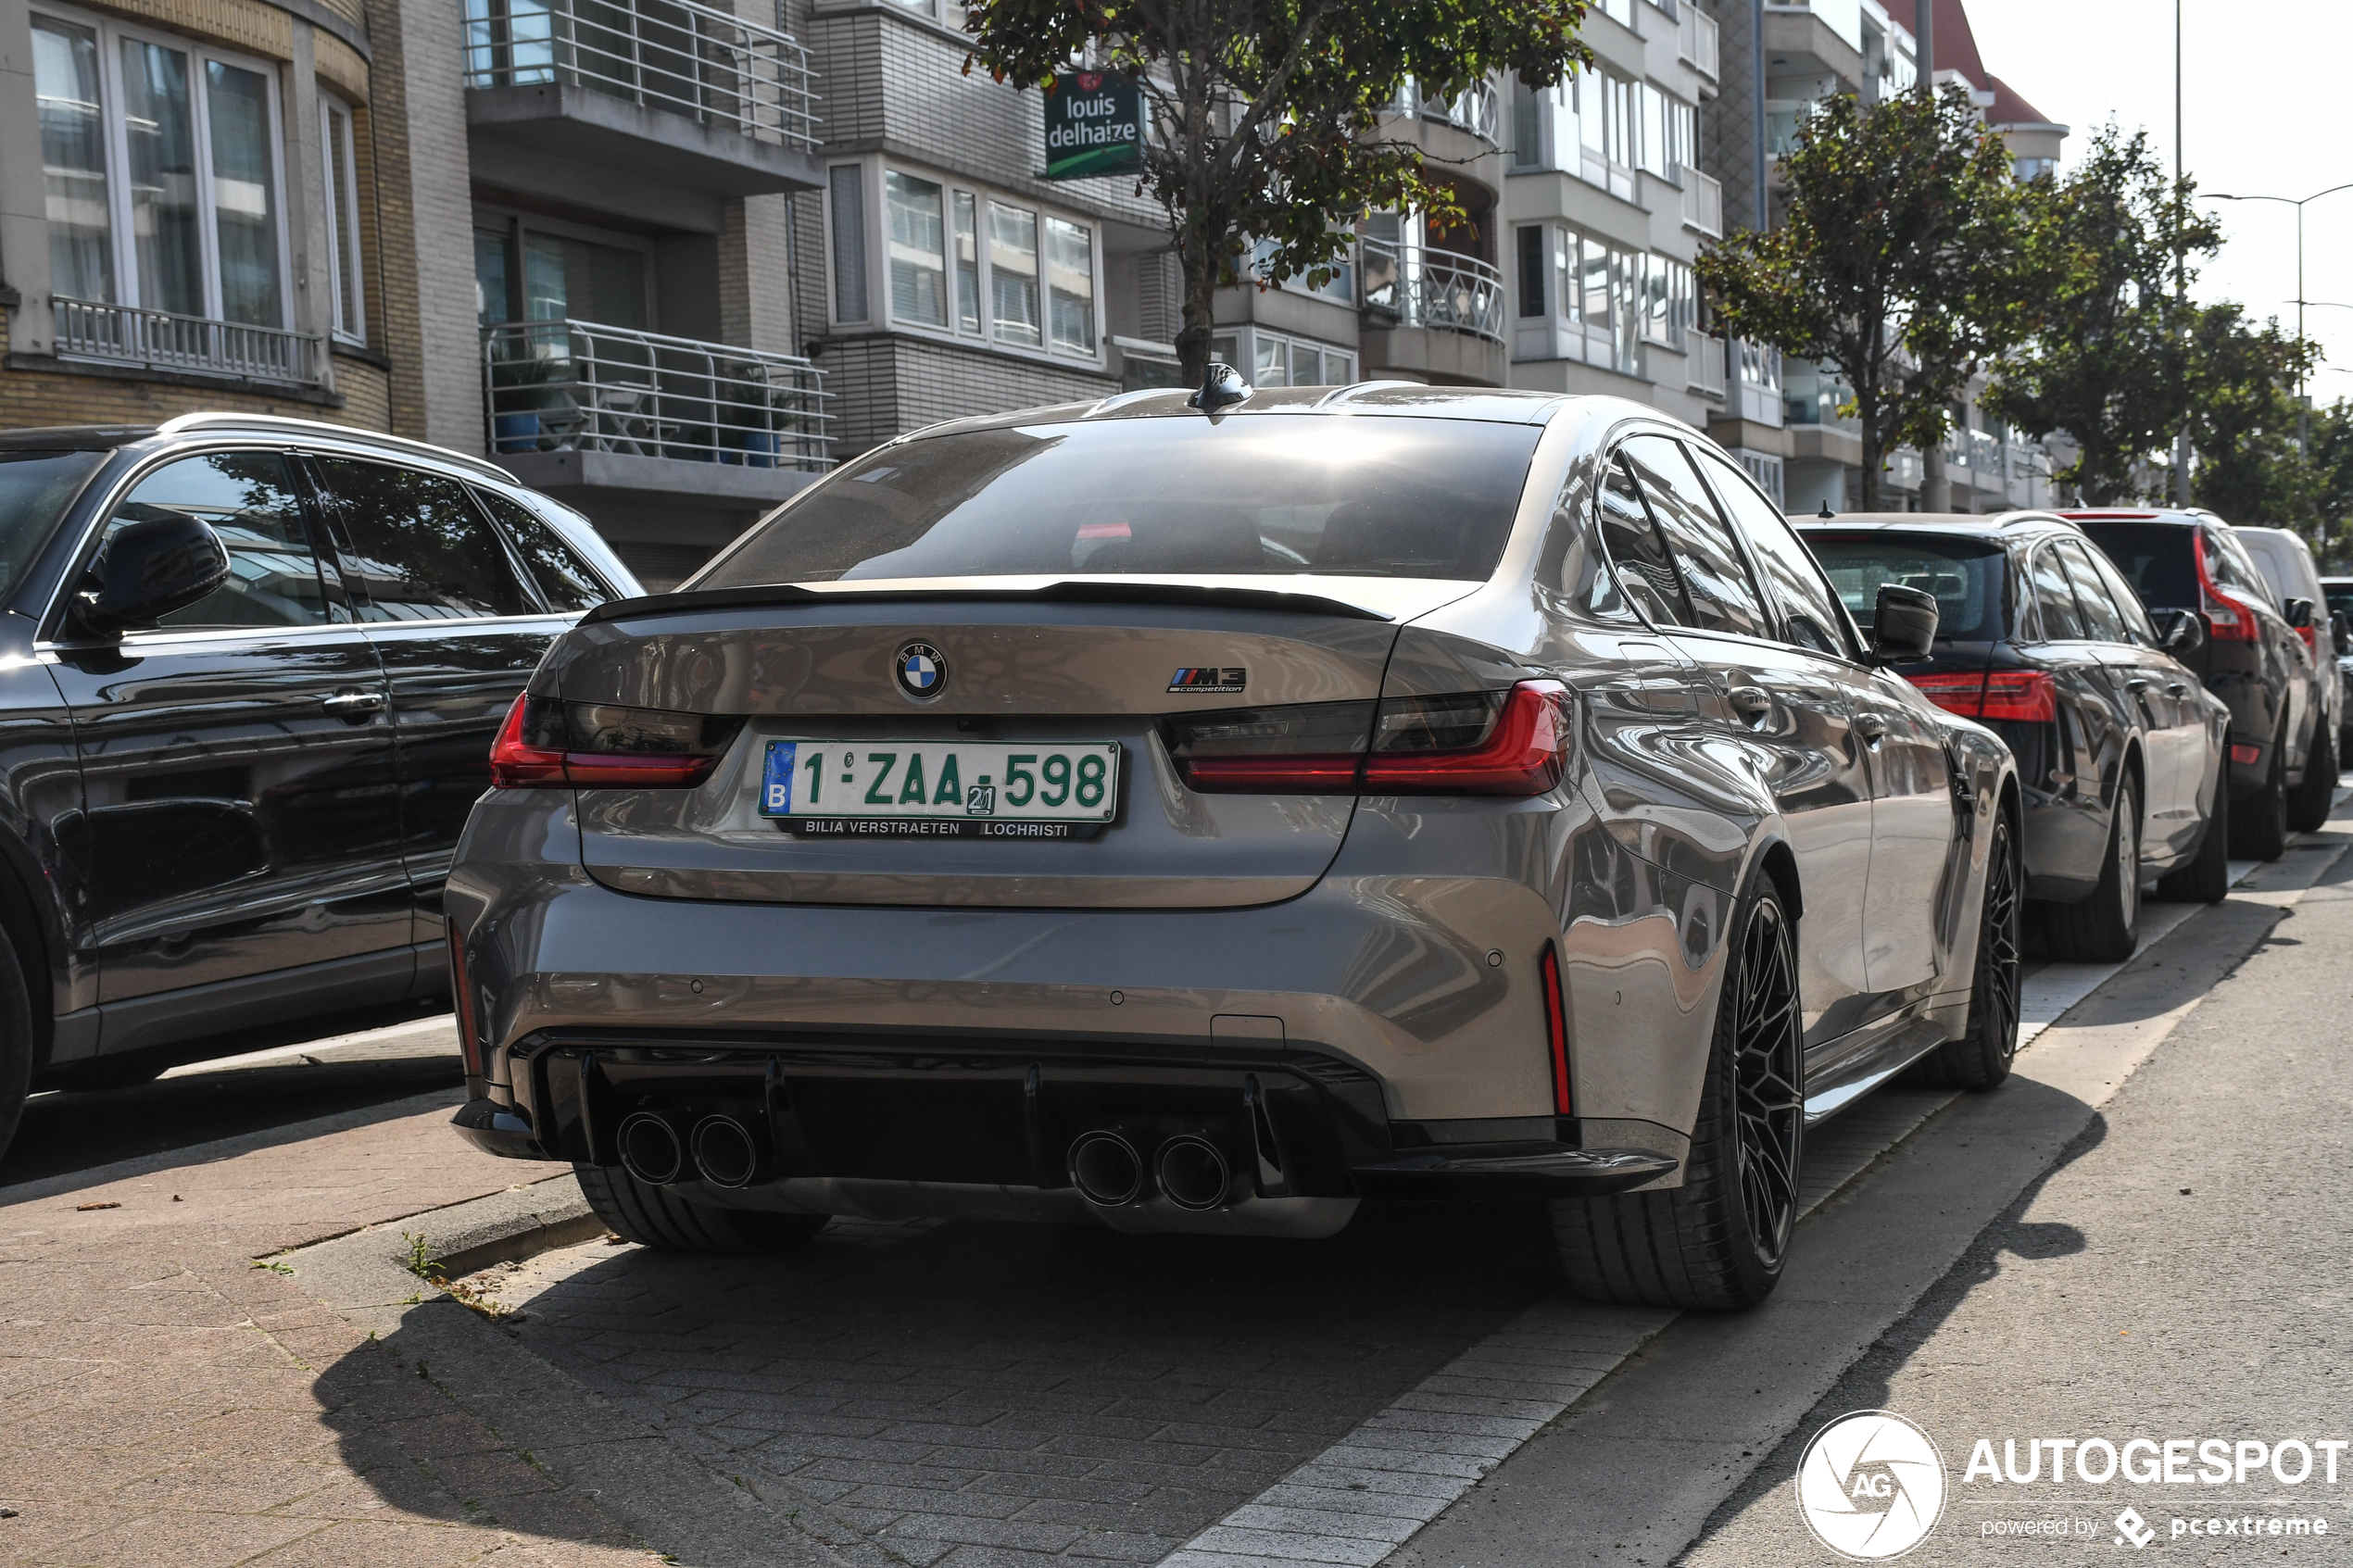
[2070,509,2334,859]
[1803,514,2230,962]
[0,414,637,1160]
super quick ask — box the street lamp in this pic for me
[2205,182,2353,448]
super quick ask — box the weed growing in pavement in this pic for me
[401,1232,436,1279]
[398,1229,524,1323]
[250,1259,294,1276]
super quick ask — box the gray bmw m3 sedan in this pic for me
[447,383,2021,1311]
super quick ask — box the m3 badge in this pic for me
[1169,667,1246,695]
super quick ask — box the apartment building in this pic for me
[1696,0,2064,514]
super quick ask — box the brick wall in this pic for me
[824,333,1114,457]
[0,351,391,431]
[1699,0,1760,236]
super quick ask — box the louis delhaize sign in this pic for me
[1044,72,1142,180]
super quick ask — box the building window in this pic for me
[1213,328,1354,389]
[829,165,868,323]
[1045,217,1095,355]
[989,201,1041,347]
[321,99,365,344]
[1516,225,1545,318]
[31,8,292,328]
[886,170,947,327]
[473,218,651,329]
[1643,256,1692,347]
[952,190,980,332]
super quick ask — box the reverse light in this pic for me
[1167,683,1573,797]
[2195,533,2259,643]
[1541,943,1572,1116]
[489,694,742,788]
[1905,669,2055,723]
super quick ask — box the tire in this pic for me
[2233,728,2289,861]
[0,928,32,1165]
[2042,774,2141,963]
[2154,777,2230,904]
[576,1164,829,1254]
[2287,722,2337,834]
[1553,878,1802,1311]
[1909,809,2022,1090]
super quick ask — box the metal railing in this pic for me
[1681,169,1723,237]
[1680,4,1719,78]
[1388,76,1501,145]
[1359,238,1506,345]
[1688,333,1727,400]
[53,296,324,384]
[483,320,831,470]
[462,0,818,151]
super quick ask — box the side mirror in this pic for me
[74,513,231,634]
[2153,607,2207,655]
[1871,583,1940,663]
[2283,596,2316,629]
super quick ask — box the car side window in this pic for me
[1618,434,1770,639]
[2082,542,2158,645]
[310,458,532,620]
[1595,453,1692,627]
[2029,544,2087,641]
[97,451,330,630]
[2057,540,2131,644]
[472,487,610,612]
[1690,446,1851,658]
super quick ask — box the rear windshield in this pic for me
[0,449,108,596]
[698,417,1544,586]
[2325,583,2353,621]
[1803,533,2003,640]
[2075,521,2197,609]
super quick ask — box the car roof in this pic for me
[0,425,157,452]
[2057,507,2221,528]
[894,382,1583,444]
[1795,510,2070,540]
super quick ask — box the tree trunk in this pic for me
[1920,445,1950,511]
[1175,220,1219,385]
[1856,397,1881,511]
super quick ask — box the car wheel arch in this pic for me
[1753,838,1803,925]
[0,838,57,1061]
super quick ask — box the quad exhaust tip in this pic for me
[1156,1135,1232,1211]
[617,1112,686,1185]
[691,1115,761,1188]
[1069,1131,1145,1206]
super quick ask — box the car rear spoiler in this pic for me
[576,580,1397,626]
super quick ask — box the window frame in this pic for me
[320,95,366,345]
[31,4,296,331]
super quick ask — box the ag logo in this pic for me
[1795,1411,1947,1560]
[896,642,947,701]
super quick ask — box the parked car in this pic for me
[2069,509,2334,857]
[0,412,638,1160]
[2322,575,2353,759]
[2233,525,2342,791]
[447,384,2020,1312]
[1801,515,2231,961]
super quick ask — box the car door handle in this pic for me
[322,689,387,718]
[2126,678,2150,696]
[1728,684,1773,721]
[1855,713,1888,743]
[2166,683,2190,696]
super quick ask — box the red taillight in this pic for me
[1905,670,1988,718]
[2231,742,2262,766]
[2195,534,2258,642]
[1362,682,1572,796]
[1978,671,2057,723]
[1541,943,1571,1116]
[447,921,483,1078]
[489,694,729,788]
[1174,754,1365,792]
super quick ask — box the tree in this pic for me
[963,0,1590,383]
[2184,303,2319,526]
[1981,126,2221,505]
[2302,399,2353,569]
[1696,84,2050,510]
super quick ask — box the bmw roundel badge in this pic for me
[896,641,947,700]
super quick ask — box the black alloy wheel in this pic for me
[1730,896,1805,1269]
[2234,725,2290,861]
[2287,722,2337,834]
[1912,809,2023,1089]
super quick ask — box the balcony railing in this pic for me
[54,296,323,385]
[463,0,818,151]
[1359,239,1506,345]
[1389,76,1501,146]
[1681,169,1723,237]
[1688,333,1727,401]
[483,320,831,470]
[1680,4,1719,78]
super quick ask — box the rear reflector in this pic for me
[1904,669,2055,723]
[447,921,483,1078]
[1541,943,1572,1116]
[489,695,740,788]
[2232,742,2262,766]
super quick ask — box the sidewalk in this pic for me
[0,1091,654,1567]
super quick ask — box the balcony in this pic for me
[483,320,830,511]
[1687,333,1727,401]
[1681,169,1723,237]
[53,297,324,386]
[1387,76,1502,150]
[462,0,822,207]
[1680,4,1719,82]
[1359,240,1506,345]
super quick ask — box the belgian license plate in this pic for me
[760,740,1120,838]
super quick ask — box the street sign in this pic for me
[1043,73,1143,180]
